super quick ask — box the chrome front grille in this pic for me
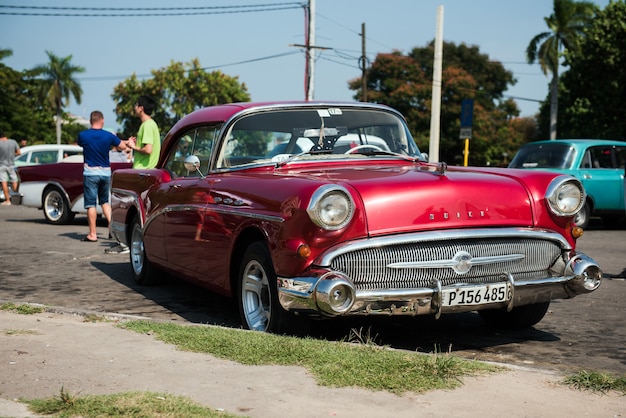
[329,238,562,291]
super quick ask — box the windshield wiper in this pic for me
[274,150,318,168]
[347,148,422,162]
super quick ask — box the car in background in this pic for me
[1,144,85,203]
[17,160,132,224]
[109,101,602,334]
[509,139,626,229]
[15,144,83,166]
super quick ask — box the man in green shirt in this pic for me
[106,95,160,254]
[128,95,160,169]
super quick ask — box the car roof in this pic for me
[19,144,83,152]
[523,139,626,147]
[168,101,398,130]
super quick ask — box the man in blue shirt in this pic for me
[77,111,129,242]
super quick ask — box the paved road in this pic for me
[1,205,625,374]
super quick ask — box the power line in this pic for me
[73,51,302,82]
[0,2,306,17]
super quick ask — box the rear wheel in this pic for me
[129,216,160,285]
[478,301,550,329]
[237,241,301,334]
[43,187,75,225]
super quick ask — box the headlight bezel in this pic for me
[545,175,586,217]
[307,185,355,230]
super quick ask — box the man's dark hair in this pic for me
[90,110,104,124]
[0,130,4,138]
[137,95,156,116]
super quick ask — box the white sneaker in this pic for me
[104,244,129,254]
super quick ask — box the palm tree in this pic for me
[32,51,85,144]
[0,48,13,61]
[526,0,596,139]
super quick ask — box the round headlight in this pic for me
[307,185,355,230]
[546,176,585,216]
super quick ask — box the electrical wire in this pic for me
[0,2,306,17]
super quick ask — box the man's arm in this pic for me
[127,136,153,155]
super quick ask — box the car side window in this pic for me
[164,126,218,178]
[31,150,57,164]
[194,126,218,172]
[588,146,614,169]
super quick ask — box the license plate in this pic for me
[443,283,511,307]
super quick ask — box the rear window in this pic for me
[509,143,575,169]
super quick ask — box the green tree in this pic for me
[350,42,531,166]
[0,49,56,144]
[526,0,597,139]
[31,51,85,145]
[112,58,250,137]
[556,0,626,140]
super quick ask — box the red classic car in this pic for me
[110,101,602,333]
[18,160,132,224]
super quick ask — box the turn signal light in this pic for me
[571,226,584,239]
[297,244,311,258]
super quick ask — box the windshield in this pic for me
[216,107,422,169]
[509,143,576,169]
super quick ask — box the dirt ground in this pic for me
[1,309,625,418]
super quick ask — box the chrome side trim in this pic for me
[160,204,284,224]
[211,207,284,223]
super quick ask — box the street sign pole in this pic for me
[463,138,470,166]
[460,99,474,167]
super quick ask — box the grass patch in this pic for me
[82,313,109,323]
[121,320,498,394]
[3,328,41,336]
[563,370,626,394]
[0,302,44,315]
[24,387,239,417]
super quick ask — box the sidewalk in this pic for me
[1,309,624,418]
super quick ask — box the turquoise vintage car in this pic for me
[509,139,626,228]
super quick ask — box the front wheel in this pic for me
[43,187,75,225]
[237,241,299,334]
[478,301,550,329]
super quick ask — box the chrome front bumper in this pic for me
[277,251,602,318]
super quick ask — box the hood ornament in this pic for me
[437,162,447,176]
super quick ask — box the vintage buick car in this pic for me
[18,160,132,224]
[110,101,602,334]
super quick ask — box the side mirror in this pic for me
[183,155,205,178]
[183,155,201,172]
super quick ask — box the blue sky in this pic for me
[1,0,611,133]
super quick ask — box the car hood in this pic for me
[290,163,535,235]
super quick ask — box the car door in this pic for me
[579,145,626,211]
[162,126,219,279]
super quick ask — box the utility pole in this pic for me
[360,22,367,102]
[291,0,330,101]
[306,0,316,100]
[428,5,444,163]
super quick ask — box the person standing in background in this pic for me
[127,95,160,169]
[0,131,20,206]
[77,111,129,242]
[105,95,160,254]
